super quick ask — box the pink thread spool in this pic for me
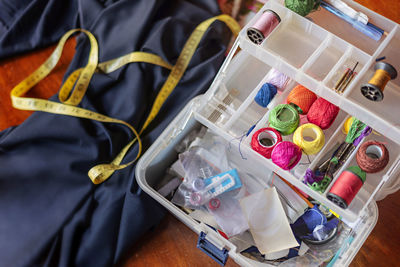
[271,141,302,170]
[247,9,281,45]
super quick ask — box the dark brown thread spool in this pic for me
[361,62,397,101]
[356,140,389,173]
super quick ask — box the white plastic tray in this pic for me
[136,97,378,267]
[196,0,400,223]
[136,0,400,265]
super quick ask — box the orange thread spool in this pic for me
[361,62,397,101]
[287,85,317,114]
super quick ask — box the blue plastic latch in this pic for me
[197,232,228,266]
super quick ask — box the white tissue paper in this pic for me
[240,187,299,254]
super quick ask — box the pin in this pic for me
[333,62,358,94]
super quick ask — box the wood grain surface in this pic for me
[0,1,399,267]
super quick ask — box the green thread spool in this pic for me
[285,0,320,17]
[269,104,300,136]
[346,166,366,182]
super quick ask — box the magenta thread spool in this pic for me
[247,9,281,45]
[271,141,302,170]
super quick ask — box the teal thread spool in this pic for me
[269,104,300,136]
[285,0,320,17]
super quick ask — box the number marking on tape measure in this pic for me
[10,15,240,184]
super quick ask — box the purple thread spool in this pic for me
[247,9,281,45]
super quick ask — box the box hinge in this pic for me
[197,232,229,266]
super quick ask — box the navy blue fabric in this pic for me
[0,0,232,266]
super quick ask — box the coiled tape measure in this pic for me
[10,15,240,184]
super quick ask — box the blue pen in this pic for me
[320,1,383,41]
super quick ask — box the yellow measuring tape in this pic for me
[10,15,240,184]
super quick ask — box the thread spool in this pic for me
[361,62,397,101]
[293,123,325,155]
[247,10,281,45]
[189,192,203,206]
[285,0,320,17]
[327,166,366,209]
[266,69,289,91]
[269,104,300,136]
[251,127,282,159]
[356,140,389,173]
[271,141,302,170]
[307,98,339,130]
[286,85,317,114]
[192,178,206,191]
[209,198,221,210]
[254,83,277,108]
[342,117,354,135]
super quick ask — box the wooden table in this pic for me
[0,1,399,266]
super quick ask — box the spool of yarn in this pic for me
[327,166,366,209]
[266,68,289,91]
[247,9,281,45]
[254,83,277,108]
[271,141,302,170]
[307,98,340,130]
[251,127,282,159]
[361,62,397,101]
[285,0,320,17]
[286,85,317,114]
[356,140,389,173]
[269,104,300,136]
[342,117,354,135]
[293,123,325,155]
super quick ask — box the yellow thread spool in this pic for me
[342,117,354,135]
[293,123,325,155]
[361,62,397,101]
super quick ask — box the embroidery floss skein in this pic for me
[356,140,389,173]
[307,98,340,130]
[293,123,325,155]
[269,104,300,136]
[247,10,281,45]
[271,141,302,170]
[251,127,282,159]
[266,68,289,91]
[286,85,317,114]
[254,83,277,108]
[327,166,366,209]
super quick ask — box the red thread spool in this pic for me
[286,85,317,114]
[327,166,366,209]
[209,198,221,210]
[356,140,389,173]
[251,127,282,159]
[307,98,340,130]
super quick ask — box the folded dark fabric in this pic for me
[0,0,232,266]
